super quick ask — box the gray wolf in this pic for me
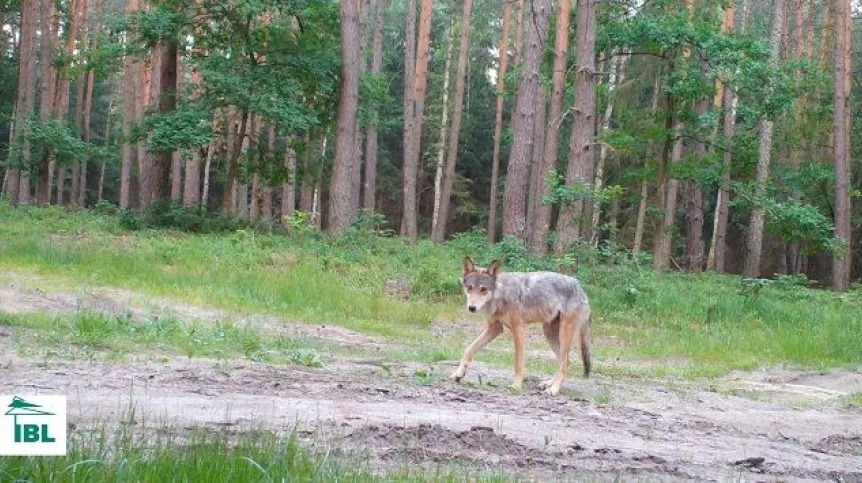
[450,257,592,395]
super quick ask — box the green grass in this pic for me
[0,311,329,366]
[0,425,516,483]
[2,205,862,376]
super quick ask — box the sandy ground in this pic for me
[2,280,862,481]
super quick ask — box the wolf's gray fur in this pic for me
[469,271,589,318]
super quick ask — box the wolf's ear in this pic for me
[486,260,501,278]
[462,256,475,276]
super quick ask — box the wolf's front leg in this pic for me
[451,321,503,381]
[509,320,526,391]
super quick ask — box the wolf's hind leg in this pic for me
[545,307,588,395]
[540,315,561,390]
[542,314,561,358]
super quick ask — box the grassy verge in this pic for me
[0,311,328,366]
[2,205,862,376]
[0,425,514,483]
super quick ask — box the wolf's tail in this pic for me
[580,316,592,378]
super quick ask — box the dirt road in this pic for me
[2,281,862,481]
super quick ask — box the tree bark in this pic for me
[400,0,433,242]
[222,109,248,213]
[328,0,362,235]
[5,0,39,205]
[362,0,389,211]
[98,83,113,202]
[743,0,784,278]
[6,0,39,204]
[35,0,57,205]
[512,0,525,68]
[432,0,473,242]
[501,0,550,241]
[487,0,513,243]
[119,0,140,209]
[151,40,178,206]
[526,86,547,243]
[555,0,598,251]
[632,180,650,255]
[431,19,455,237]
[832,0,852,291]
[400,0,417,236]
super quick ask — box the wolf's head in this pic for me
[461,257,501,313]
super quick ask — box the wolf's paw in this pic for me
[544,384,562,396]
[450,369,465,382]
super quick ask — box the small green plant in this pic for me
[412,369,443,386]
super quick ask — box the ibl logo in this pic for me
[0,396,67,456]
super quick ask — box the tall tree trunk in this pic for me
[300,133,315,212]
[743,0,784,278]
[261,125,275,220]
[150,40,178,206]
[832,0,852,291]
[282,135,296,223]
[328,0,362,235]
[502,0,550,241]
[632,181,650,255]
[36,0,57,205]
[98,84,113,202]
[311,136,327,228]
[512,0,525,67]
[136,47,155,211]
[70,75,85,207]
[589,53,628,245]
[400,0,417,236]
[249,119,262,219]
[201,111,221,210]
[684,106,707,272]
[555,0,598,251]
[431,19,454,236]
[352,0,371,212]
[633,74,662,256]
[432,0,473,242]
[77,0,101,208]
[222,110,248,213]
[531,0,571,253]
[68,0,90,208]
[54,0,83,206]
[119,0,140,209]
[526,87,547,241]
[708,1,747,272]
[487,0,513,243]
[5,0,39,205]
[399,0,433,242]
[362,0,389,211]
[653,120,683,272]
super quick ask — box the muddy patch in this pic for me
[811,434,862,456]
[345,423,540,466]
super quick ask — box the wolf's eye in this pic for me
[466,285,474,291]
[479,286,487,293]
